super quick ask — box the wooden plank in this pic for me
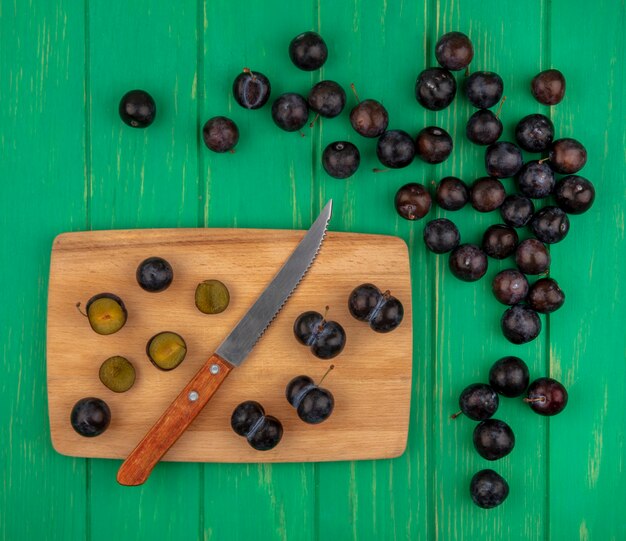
[549,1,626,539]
[85,1,201,539]
[315,0,429,539]
[0,1,88,539]
[199,1,319,538]
[430,1,549,539]
[47,229,412,462]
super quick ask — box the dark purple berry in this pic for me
[350,99,389,138]
[525,377,568,416]
[286,372,335,424]
[395,183,431,220]
[482,225,518,259]
[470,469,509,509]
[531,69,566,105]
[515,114,554,153]
[492,269,529,305]
[348,283,403,333]
[529,206,570,244]
[322,141,360,179]
[231,401,283,451]
[233,68,271,109]
[455,383,499,421]
[289,31,328,71]
[376,129,415,168]
[549,138,587,174]
[293,310,346,359]
[485,142,523,178]
[415,68,456,111]
[271,93,309,132]
[500,195,535,228]
[515,239,550,275]
[516,161,555,199]
[489,356,530,397]
[202,116,239,153]
[554,175,595,214]
[464,71,503,108]
[449,244,488,282]
[423,218,460,254]
[436,177,469,210]
[473,419,515,460]
[528,278,565,313]
[308,80,346,118]
[470,177,506,212]
[415,126,453,164]
[435,31,474,71]
[466,109,503,146]
[70,397,111,437]
[501,304,542,344]
[119,90,156,128]
[136,257,173,292]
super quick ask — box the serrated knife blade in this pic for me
[117,200,332,486]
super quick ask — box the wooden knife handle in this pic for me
[116,353,234,486]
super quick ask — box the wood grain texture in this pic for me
[47,229,412,462]
[1,0,625,539]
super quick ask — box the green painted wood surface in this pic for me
[1,0,624,540]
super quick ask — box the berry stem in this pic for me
[309,113,320,128]
[372,168,389,173]
[318,364,335,386]
[464,66,470,77]
[523,396,547,404]
[538,157,550,164]
[350,83,361,103]
[76,302,87,317]
[495,96,507,119]
[242,67,256,80]
[450,410,463,419]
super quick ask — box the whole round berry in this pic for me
[549,138,587,174]
[436,177,469,210]
[470,177,506,213]
[271,93,309,132]
[515,114,554,153]
[231,400,264,436]
[554,175,595,214]
[515,239,550,275]
[322,142,360,179]
[415,126,453,164]
[289,31,328,71]
[286,374,335,424]
[464,71,503,108]
[525,377,568,416]
[455,383,499,421]
[233,68,271,109]
[119,90,156,128]
[423,218,460,254]
[529,206,570,244]
[70,397,111,437]
[470,469,509,509]
[395,183,432,220]
[466,109,503,146]
[528,278,565,313]
[485,142,523,178]
[500,195,535,228]
[435,31,474,71]
[293,310,346,359]
[481,225,518,259]
[348,283,404,333]
[136,256,174,292]
[489,356,530,397]
[449,244,488,282]
[473,419,515,460]
[376,130,415,168]
[531,69,566,105]
[350,99,389,138]
[415,68,456,110]
[516,161,555,199]
[308,80,346,118]
[501,304,542,344]
[492,269,529,305]
[202,116,239,153]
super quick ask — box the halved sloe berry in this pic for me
[233,68,271,109]
[99,356,136,393]
[84,293,127,335]
[195,279,230,314]
[146,331,187,370]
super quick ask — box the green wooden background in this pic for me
[1,0,624,539]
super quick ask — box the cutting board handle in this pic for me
[117,353,234,486]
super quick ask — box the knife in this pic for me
[117,200,333,486]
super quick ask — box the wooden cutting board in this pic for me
[47,228,412,463]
